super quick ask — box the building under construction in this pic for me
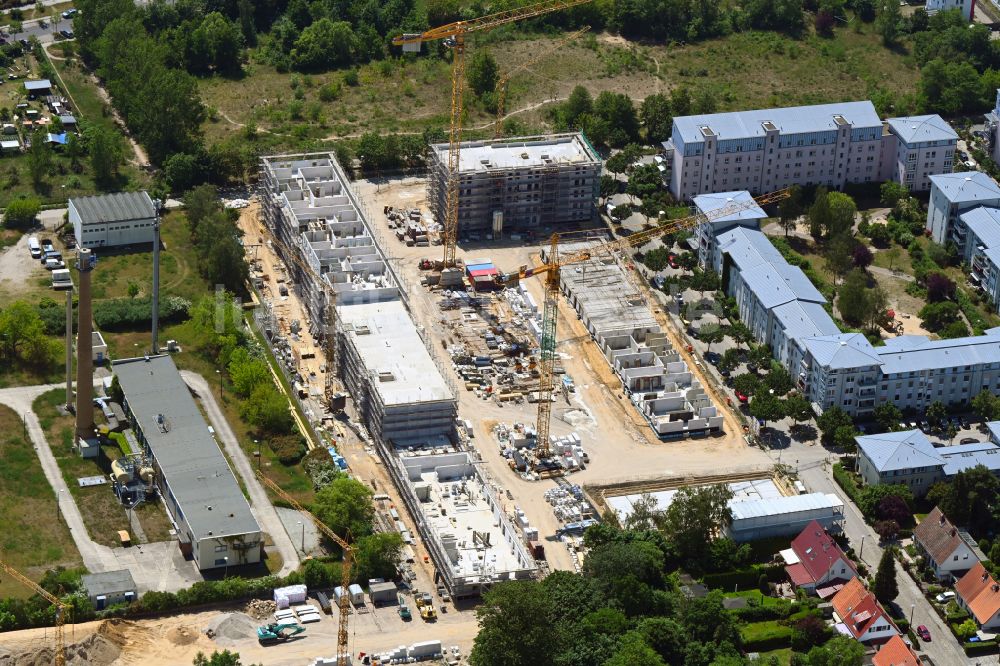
[428,133,601,236]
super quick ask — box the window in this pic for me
[215,544,228,553]
[215,558,227,566]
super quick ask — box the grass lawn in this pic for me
[199,23,918,151]
[740,619,794,644]
[723,590,788,607]
[33,389,174,547]
[0,404,81,598]
[758,648,795,665]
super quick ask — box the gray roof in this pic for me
[886,115,957,145]
[875,332,1000,375]
[988,420,1000,444]
[59,114,76,124]
[672,101,882,145]
[729,492,843,522]
[81,569,136,596]
[802,333,882,370]
[24,79,51,91]
[693,190,768,224]
[961,206,1000,252]
[71,191,156,225]
[772,300,840,341]
[930,172,1000,204]
[717,227,785,272]
[856,430,944,473]
[739,262,826,310]
[940,441,1000,476]
[113,355,260,541]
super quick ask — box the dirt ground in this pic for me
[0,602,478,666]
[350,176,772,568]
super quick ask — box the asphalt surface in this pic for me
[4,11,73,45]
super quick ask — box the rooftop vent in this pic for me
[378,370,396,382]
[355,324,371,335]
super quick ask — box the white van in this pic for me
[27,235,41,258]
[44,257,65,270]
[52,268,72,289]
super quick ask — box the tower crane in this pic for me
[494,26,590,139]
[0,560,69,665]
[496,189,791,465]
[393,0,593,270]
[256,471,353,665]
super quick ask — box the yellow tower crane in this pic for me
[494,26,590,139]
[256,471,353,665]
[497,189,791,464]
[0,560,70,665]
[393,0,593,270]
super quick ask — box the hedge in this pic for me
[832,463,862,505]
[702,564,786,590]
[734,601,799,622]
[964,640,998,656]
[740,620,793,652]
[93,295,190,331]
[956,288,989,336]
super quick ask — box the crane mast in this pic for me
[0,560,69,665]
[393,0,593,269]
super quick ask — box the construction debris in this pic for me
[245,598,277,620]
[204,613,258,647]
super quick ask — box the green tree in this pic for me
[918,301,961,332]
[972,389,1000,422]
[354,532,404,581]
[599,175,618,209]
[778,186,803,236]
[193,212,249,295]
[729,321,753,351]
[313,476,376,540]
[805,636,865,666]
[191,12,244,74]
[65,132,83,171]
[127,281,140,299]
[732,372,761,397]
[826,192,857,237]
[765,365,793,396]
[873,403,902,432]
[561,85,593,128]
[3,197,41,230]
[872,549,899,602]
[837,269,870,325]
[467,49,499,97]
[592,91,639,147]
[790,615,833,652]
[193,651,261,666]
[470,581,561,666]
[700,325,724,354]
[750,392,785,427]
[661,485,734,570]
[303,559,335,589]
[639,93,672,144]
[604,631,666,666]
[956,618,979,640]
[784,395,813,426]
[937,465,1000,536]
[817,407,853,445]
[240,384,293,434]
[291,19,355,71]
[0,301,48,362]
[880,181,908,207]
[85,123,124,189]
[825,234,854,285]
[227,348,271,397]
[27,130,52,190]
[926,400,947,429]
[808,188,831,240]
[876,0,902,45]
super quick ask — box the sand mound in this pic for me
[0,632,122,666]
[167,625,198,646]
[204,612,257,647]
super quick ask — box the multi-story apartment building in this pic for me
[986,90,1000,165]
[959,207,1000,308]
[663,101,956,200]
[692,190,768,270]
[798,334,884,415]
[428,133,601,236]
[925,0,975,21]
[926,171,1000,245]
[885,115,958,192]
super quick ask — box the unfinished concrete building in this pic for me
[428,133,601,236]
[549,243,725,438]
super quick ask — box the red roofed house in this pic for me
[782,520,858,595]
[913,506,985,582]
[830,577,899,644]
[955,562,1000,632]
[872,634,920,666]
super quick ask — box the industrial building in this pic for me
[69,191,158,250]
[551,241,724,438]
[662,101,956,200]
[113,355,263,570]
[427,133,601,236]
[80,570,137,610]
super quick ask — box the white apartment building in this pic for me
[926,171,1000,245]
[692,190,768,270]
[987,90,1000,165]
[663,101,956,201]
[925,0,975,21]
[885,115,958,192]
[959,207,1000,308]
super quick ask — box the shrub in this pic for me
[268,433,306,465]
[93,296,190,330]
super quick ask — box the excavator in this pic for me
[257,621,306,644]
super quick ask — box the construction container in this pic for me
[409,640,443,659]
[348,584,365,605]
[369,581,397,605]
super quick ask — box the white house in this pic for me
[913,507,985,581]
[956,562,1000,632]
[70,191,158,250]
[831,578,900,644]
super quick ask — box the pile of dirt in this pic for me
[204,612,258,647]
[166,625,198,646]
[0,633,122,666]
[245,598,276,620]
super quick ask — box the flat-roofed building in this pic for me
[70,191,158,250]
[428,133,601,236]
[112,355,262,570]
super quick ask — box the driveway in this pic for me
[180,370,300,578]
[799,463,974,666]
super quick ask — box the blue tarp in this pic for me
[45,133,67,145]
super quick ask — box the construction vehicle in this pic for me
[393,0,593,271]
[257,471,352,665]
[494,26,590,139]
[0,560,70,664]
[257,621,306,644]
[494,190,791,465]
[420,605,438,621]
[398,603,412,620]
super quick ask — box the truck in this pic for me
[397,603,412,621]
[27,236,40,258]
[51,268,71,289]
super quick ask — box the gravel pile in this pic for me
[205,612,258,647]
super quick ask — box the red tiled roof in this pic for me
[785,562,812,586]
[831,578,895,641]
[956,562,1000,625]
[914,506,964,565]
[873,635,919,666]
[788,520,855,585]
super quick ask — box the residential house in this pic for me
[855,430,945,496]
[80,570,137,610]
[913,507,986,581]
[830,577,900,644]
[23,79,51,96]
[955,562,1000,632]
[872,634,920,666]
[782,520,858,595]
[925,171,1000,245]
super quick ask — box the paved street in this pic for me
[181,370,301,578]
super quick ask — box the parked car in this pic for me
[61,8,78,18]
[935,591,955,603]
[39,19,47,28]
[916,625,931,641]
[60,29,74,39]
[735,391,748,404]
[43,257,65,270]
[960,416,970,428]
[18,39,29,48]
[667,254,678,269]
[40,239,53,252]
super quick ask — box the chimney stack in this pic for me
[75,248,95,441]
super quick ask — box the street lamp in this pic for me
[254,439,260,470]
[859,535,866,562]
[223,556,229,579]
[215,369,222,399]
[909,603,915,625]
